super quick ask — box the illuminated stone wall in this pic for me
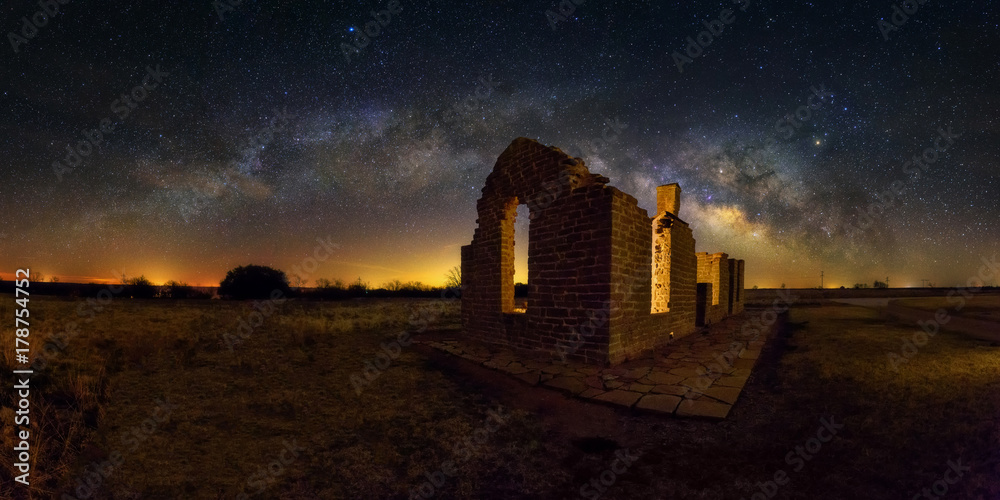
[461,137,745,365]
[697,252,730,325]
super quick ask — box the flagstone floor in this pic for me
[420,312,768,419]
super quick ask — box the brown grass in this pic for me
[1,296,114,498]
[1,297,998,499]
[1,296,562,499]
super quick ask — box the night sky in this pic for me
[1,1,997,288]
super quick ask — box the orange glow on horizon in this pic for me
[0,269,954,290]
[0,258,461,289]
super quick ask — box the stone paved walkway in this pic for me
[420,312,769,420]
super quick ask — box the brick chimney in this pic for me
[657,183,681,217]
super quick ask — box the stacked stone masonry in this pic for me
[696,252,730,325]
[461,138,746,365]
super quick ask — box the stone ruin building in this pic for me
[461,138,745,365]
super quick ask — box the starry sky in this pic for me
[1,1,997,288]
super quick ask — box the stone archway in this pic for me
[461,138,612,361]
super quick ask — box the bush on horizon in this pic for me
[219,265,290,300]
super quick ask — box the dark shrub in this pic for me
[124,275,158,299]
[219,265,290,300]
[163,280,195,299]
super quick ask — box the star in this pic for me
[0,0,992,289]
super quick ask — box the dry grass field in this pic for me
[895,295,1000,322]
[1,295,999,499]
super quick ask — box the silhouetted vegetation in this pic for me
[219,265,291,300]
[161,280,211,299]
[0,268,466,301]
[310,278,351,300]
[347,277,369,295]
[305,277,445,299]
[123,275,158,299]
[162,280,192,299]
[445,265,461,289]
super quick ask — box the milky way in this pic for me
[1,1,997,287]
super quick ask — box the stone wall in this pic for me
[525,184,615,363]
[696,252,731,325]
[727,259,745,315]
[696,283,712,327]
[462,137,746,365]
[607,189,655,363]
[461,138,616,363]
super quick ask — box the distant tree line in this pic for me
[0,265,463,301]
[853,280,889,289]
[0,275,212,299]
[307,277,443,300]
[223,264,458,300]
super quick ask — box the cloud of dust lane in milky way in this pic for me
[594,134,902,266]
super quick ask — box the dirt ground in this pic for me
[415,302,1000,499]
